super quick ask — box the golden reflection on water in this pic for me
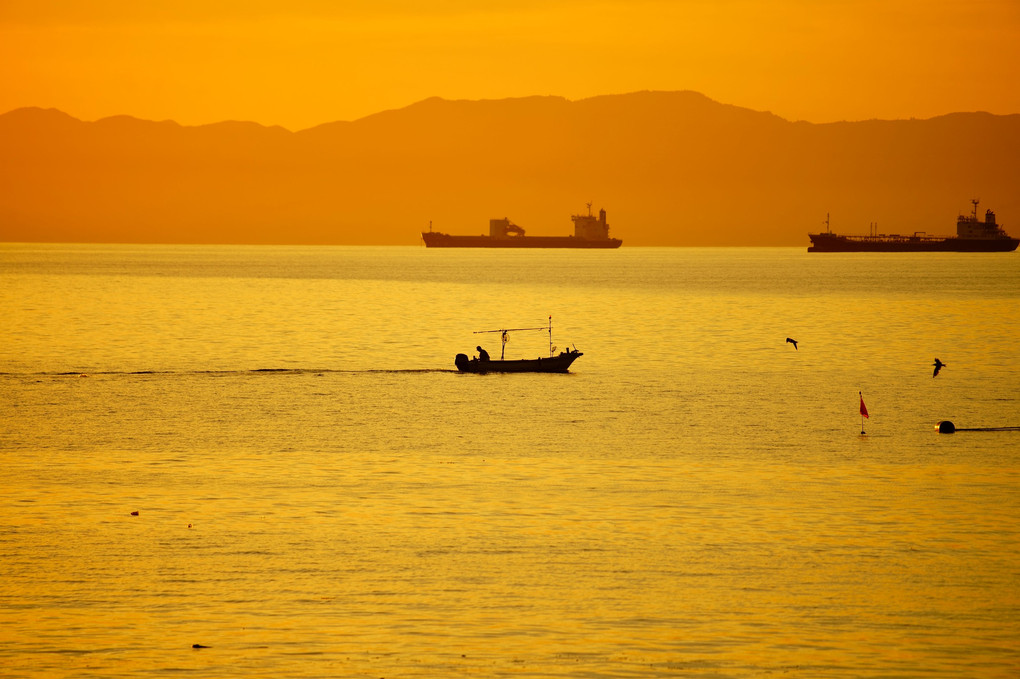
[2,245,1019,677]
[4,445,1018,677]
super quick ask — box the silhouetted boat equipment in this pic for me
[423,203,622,248]
[455,317,583,373]
[808,201,1019,252]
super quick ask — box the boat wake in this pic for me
[1,368,460,377]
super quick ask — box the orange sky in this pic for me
[2,0,1019,130]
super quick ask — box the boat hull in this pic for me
[455,351,582,373]
[423,233,621,249]
[808,233,1019,252]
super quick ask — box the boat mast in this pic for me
[474,321,552,360]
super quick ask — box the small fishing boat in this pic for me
[455,349,582,373]
[455,317,583,373]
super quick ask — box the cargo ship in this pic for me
[422,204,622,248]
[808,200,1019,252]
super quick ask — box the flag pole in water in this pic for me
[859,391,869,435]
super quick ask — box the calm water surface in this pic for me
[2,244,1019,677]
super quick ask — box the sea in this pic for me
[2,243,1018,678]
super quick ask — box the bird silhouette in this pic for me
[786,337,798,350]
[932,358,945,378]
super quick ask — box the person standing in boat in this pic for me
[476,346,490,361]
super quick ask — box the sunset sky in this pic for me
[3,0,1019,130]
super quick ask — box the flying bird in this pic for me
[932,358,945,378]
[786,337,798,350]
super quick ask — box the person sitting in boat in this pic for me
[476,346,490,361]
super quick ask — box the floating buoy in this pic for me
[935,421,1019,433]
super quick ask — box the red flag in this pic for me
[859,393,869,418]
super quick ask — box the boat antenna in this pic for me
[971,198,979,220]
[586,201,593,216]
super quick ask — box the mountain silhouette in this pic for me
[2,91,1018,246]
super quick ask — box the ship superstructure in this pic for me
[956,201,1009,239]
[570,206,613,240]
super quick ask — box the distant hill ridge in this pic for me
[2,91,1018,246]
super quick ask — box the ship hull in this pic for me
[422,233,621,249]
[808,234,1019,253]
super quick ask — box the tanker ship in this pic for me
[422,204,622,248]
[808,200,1018,252]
